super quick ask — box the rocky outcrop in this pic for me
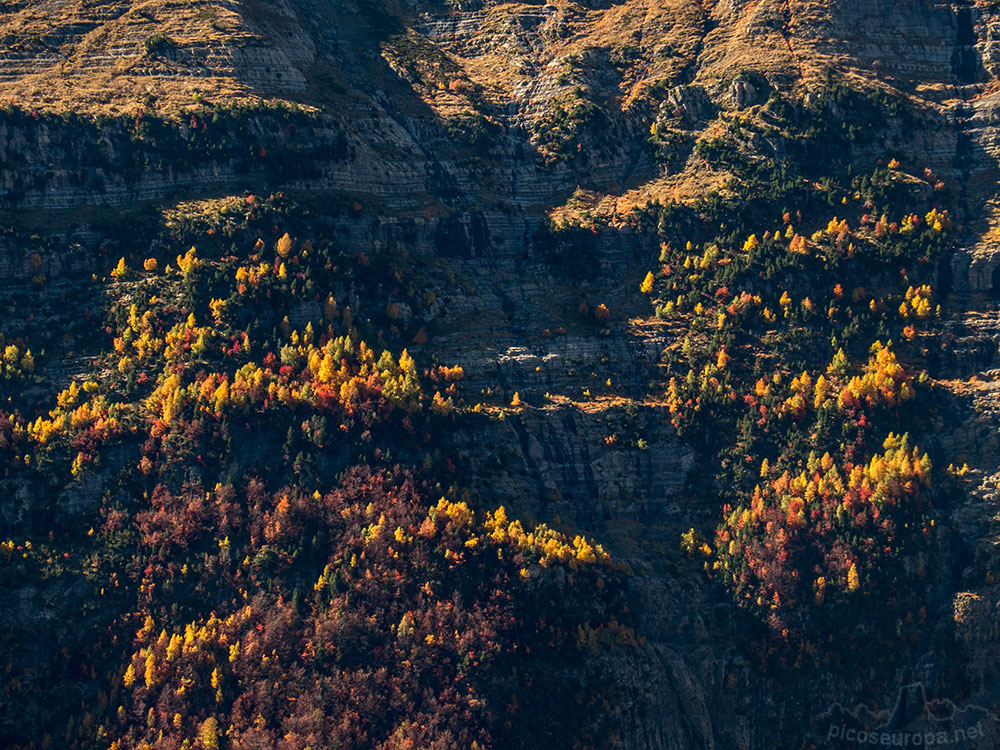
[0,111,346,211]
[449,403,693,526]
[601,643,717,750]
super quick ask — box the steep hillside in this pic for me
[2,1,1000,749]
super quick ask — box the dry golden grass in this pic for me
[0,0,946,225]
[0,0,313,114]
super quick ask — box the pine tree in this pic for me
[324,294,338,321]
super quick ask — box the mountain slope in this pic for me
[1,1,1000,749]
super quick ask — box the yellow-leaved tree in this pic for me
[640,271,655,294]
[198,717,219,750]
[276,232,293,259]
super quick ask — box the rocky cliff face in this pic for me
[4,1,1000,748]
